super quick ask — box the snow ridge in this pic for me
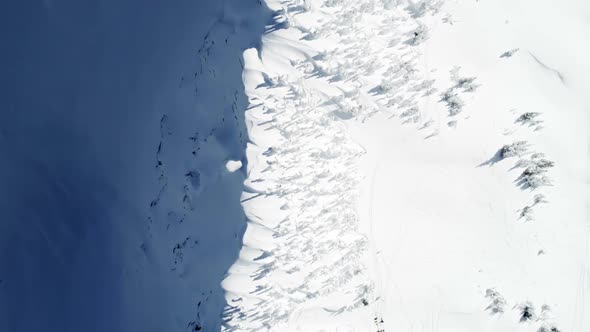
[222,0,446,330]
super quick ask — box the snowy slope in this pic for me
[2,0,586,331]
[225,0,589,331]
[0,1,270,331]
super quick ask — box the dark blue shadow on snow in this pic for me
[0,1,271,331]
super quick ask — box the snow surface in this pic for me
[224,0,590,331]
[1,1,270,331]
[1,0,588,331]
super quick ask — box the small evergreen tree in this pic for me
[517,302,536,323]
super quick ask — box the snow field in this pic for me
[224,0,590,331]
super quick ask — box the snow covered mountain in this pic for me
[1,0,588,331]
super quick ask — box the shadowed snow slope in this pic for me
[224,0,589,331]
[0,1,270,331]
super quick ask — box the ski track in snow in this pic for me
[222,0,590,331]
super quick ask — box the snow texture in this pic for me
[2,0,589,331]
[224,0,590,331]
[0,0,270,331]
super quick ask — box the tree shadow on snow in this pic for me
[478,149,504,167]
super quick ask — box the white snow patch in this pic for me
[225,160,243,173]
